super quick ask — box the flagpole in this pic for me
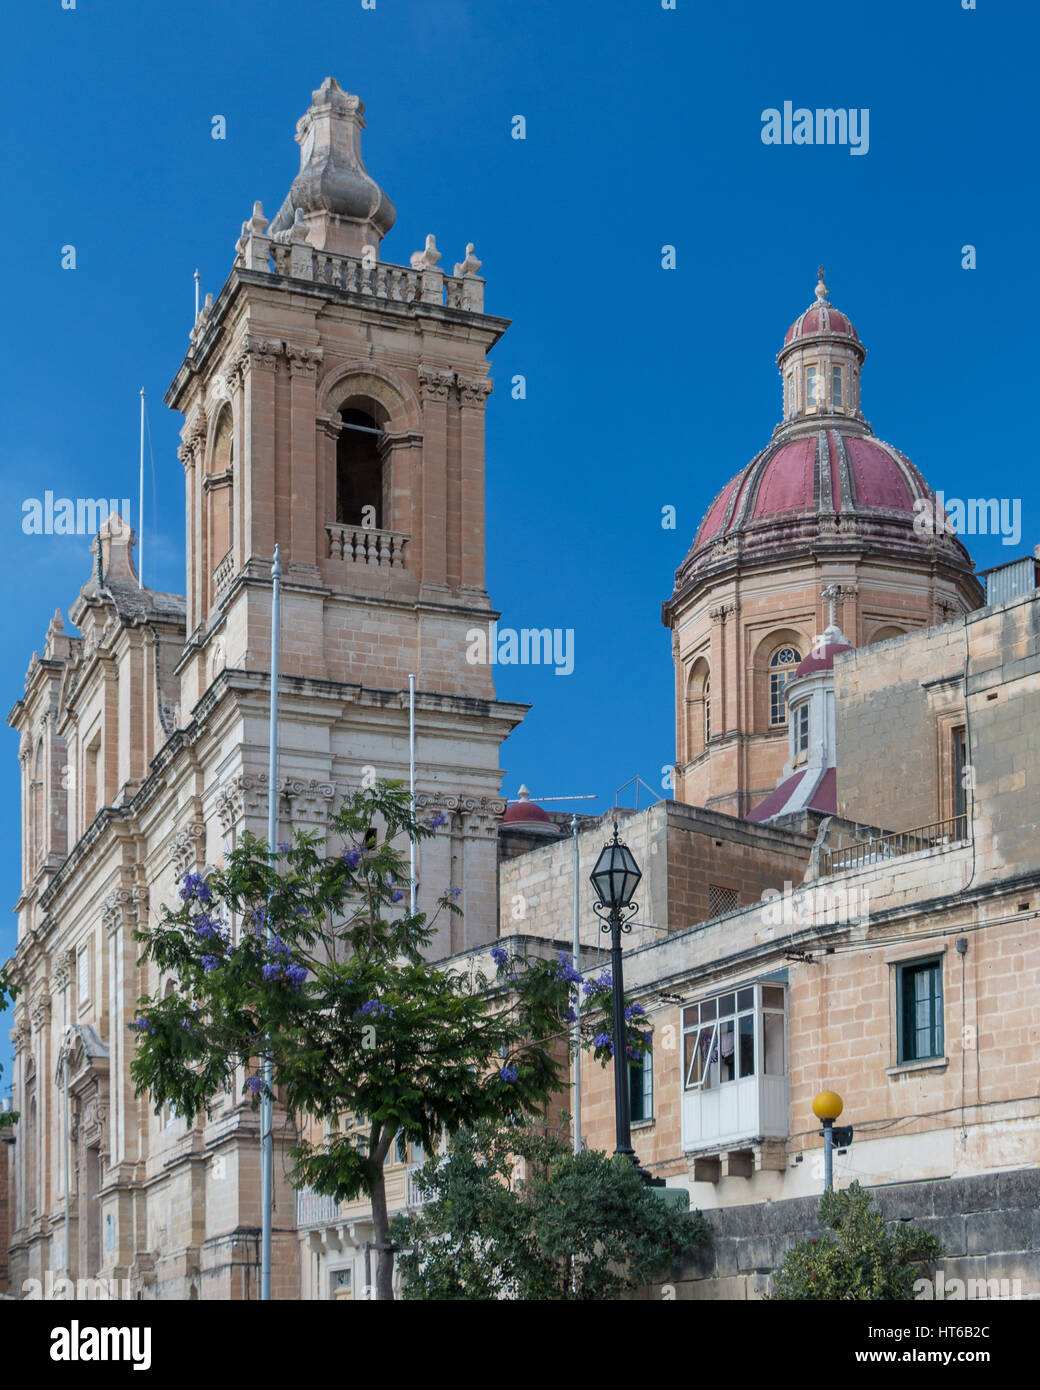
[261,543,282,1301]
[138,389,145,588]
[409,673,416,913]
[194,269,200,321]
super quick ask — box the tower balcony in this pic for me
[325,523,410,568]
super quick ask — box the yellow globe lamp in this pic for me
[813,1090,844,1122]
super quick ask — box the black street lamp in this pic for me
[589,822,661,1184]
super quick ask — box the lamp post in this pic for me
[812,1090,853,1192]
[589,822,661,1183]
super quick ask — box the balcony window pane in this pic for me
[682,1005,700,1030]
[761,986,784,1010]
[737,987,754,1010]
[719,1019,735,1083]
[763,1010,785,1075]
[738,1013,755,1077]
[717,993,735,1019]
[700,998,716,1021]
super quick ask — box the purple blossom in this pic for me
[593,1032,612,1050]
[286,964,308,987]
[342,846,363,870]
[392,890,404,903]
[277,841,291,854]
[262,963,282,982]
[445,887,462,901]
[130,1016,155,1034]
[624,1003,646,1020]
[427,812,448,830]
[563,1007,577,1023]
[358,999,387,1018]
[554,951,583,985]
[268,936,290,959]
[201,955,220,973]
[180,871,211,903]
[245,1076,264,1094]
[247,907,266,932]
[193,915,220,940]
[499,1065,518,1084]
[490,947,509,967]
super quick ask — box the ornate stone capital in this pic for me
[231,335,283,381]
[709,602,738,625]
[29,993,51,1031]
[285,344,324,378]
[167,823,206,880]
[417,365,456,403]
[102,888,136,937]
[457,375,493,409]
[415,790,507,836]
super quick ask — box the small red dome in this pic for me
[502,800,552,825]
[784,302,859,346]
[794,641,853,678]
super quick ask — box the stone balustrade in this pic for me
[237,225,484,313]
[212,549,235,596]
[325,524,410,568]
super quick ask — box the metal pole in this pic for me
[609,912,635,1163]
[571,815,581,1155]
[260,543,282,1301]
[194,269,200,320]
[409,673,416,914]
[823,1118,834,1193]
[138,389,145,589]
[62,1048,71,1279]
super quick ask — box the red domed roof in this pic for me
[794,640,853,678]
[784,302,859,346]
[692,430,934,552]
[502,800,552,825]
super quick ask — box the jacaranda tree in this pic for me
[130,779,648,1300]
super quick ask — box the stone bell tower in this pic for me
[166,78,524,951]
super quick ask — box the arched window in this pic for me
[685,658,711,759]
[805,365,818,409]
[27,1093,37,1214]
[30,742,44,872]
[769,646,801,726]
[336,408,385,529]
[831,366,843,409]
[207,408,234,601]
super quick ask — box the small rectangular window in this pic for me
[832,366,843,407]
[806,365,818,407]
[795,703,810,755]
[952,726,968,823]
[897,959,944,1063]
[629,1049,654,1122]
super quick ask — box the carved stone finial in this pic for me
[815,266,829,302]
[248,200,268,234]
[410,234,442,270]
[454,242,482,277]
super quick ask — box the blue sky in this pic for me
[1,0,1035,1084]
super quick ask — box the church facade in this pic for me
[5,78,524,1300]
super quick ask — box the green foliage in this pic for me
[0,968,18,1128]
[770,1181,942,1300]
[129,780,601,1295]
[391,1122,709,1300]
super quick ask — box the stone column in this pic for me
[285,344,323,577]
[457,376,493,596]
[416,366,455,592]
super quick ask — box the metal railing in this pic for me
[296,1186,342,1228]
[819,813,968,878]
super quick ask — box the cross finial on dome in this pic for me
[815,266,829,302]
